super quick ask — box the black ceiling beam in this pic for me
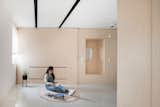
[59,0,80,28]
[34,0,38,28]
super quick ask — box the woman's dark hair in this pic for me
[46,66,55,81]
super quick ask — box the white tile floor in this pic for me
[1,84,116,107]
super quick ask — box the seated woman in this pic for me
[44,66,69,94]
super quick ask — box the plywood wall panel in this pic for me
[152,0,160,106]
[117,0,151,107]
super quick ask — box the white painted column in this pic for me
[0,0,15,100]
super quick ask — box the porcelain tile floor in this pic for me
[1,84,116,107]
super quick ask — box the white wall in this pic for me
[152,0,160,106]
[0,0,15,100]
[117,0,151,107]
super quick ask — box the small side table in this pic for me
[22,75,28,87]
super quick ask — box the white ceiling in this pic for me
[8,0,117,28]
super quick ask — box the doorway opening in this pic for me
[86,39,105,75]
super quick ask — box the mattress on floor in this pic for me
[40,85,79,102]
